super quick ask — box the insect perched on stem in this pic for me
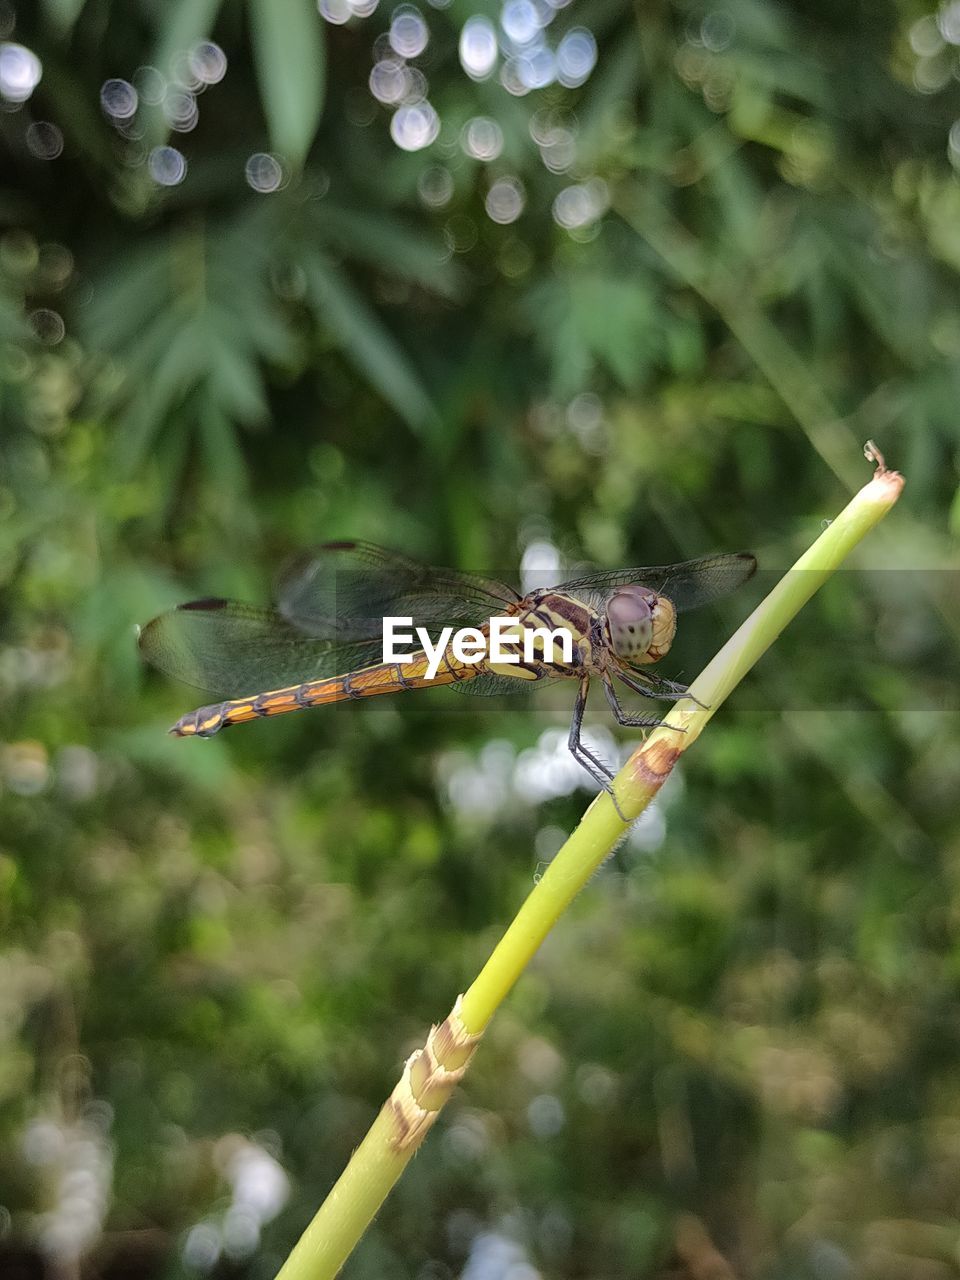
[139,541,756,802]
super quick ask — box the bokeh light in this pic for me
[500,0,541,46]
[461,116,504,161]
[319,0,353,25]
[2,741,50,795]
[443,213,478,251]
[909,15,943,55]
[389,5,430,58]
[520,539,562,592]
[500,58,529,95]
[162,89,198,132]
[940,3,960,43]
[99,77,138,121]
[949,118,960,167]
[518,45,556,89]
[25,121,64,160]
[183,1223,221,1271]
[38,243,74,288]
[147,145,187,185]
[485,176,525,224]
[30,309,66,345]
[390,101,439,150]
[170,51,203,93]
[534,121,576,173]
[245,152,285,193]
[417,164,454,207]
[179,1137,290,1270]
[556,27,596,86]
[459,16,498,80]
[402,67,428,104]
[552,178,608,230]
[370,59,409,104]
[0,42,42,103]
[189,41,228,85]
[527,1092,565,1137]
[22,1113,113,1267]
[701,10,735,51]
[133,65,166,106]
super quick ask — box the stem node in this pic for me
[387,995,483,1152]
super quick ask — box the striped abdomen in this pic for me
[171,651,476,737]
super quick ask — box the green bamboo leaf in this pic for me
[950,485,960,537]
[144,0,226,147]
[199,396,249,498]
[248,0,326,169]
[0,286,30,343]
[303,252,437,432]
[207,329,270,424]
[40,0,87,36]
[152,0,226,82]
[316,204,465,299]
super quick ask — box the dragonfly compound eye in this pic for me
[606,587,655,662]
[606,587,677,665]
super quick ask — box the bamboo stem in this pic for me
[275,443,903,1280]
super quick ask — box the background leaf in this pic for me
[39,0,87,37]
[303,250,439,431]
[248,0,326,168]
[151,0,226,86]
[3,2,960,1278]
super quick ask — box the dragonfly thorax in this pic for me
[604,586,677,666]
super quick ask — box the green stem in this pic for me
[275,1108,416,1277]
[461,444,902,1030]
[275,444,903,1280]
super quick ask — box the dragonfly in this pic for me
[139,540,756,802]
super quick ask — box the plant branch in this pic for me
[275,443,903,1280]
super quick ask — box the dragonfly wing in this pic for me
[559,553,756,613]
[277,541,520,640]
[138,598,385,697]
[448,670,562,696]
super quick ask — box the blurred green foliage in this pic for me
[2,0,960,1277]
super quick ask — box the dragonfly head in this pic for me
[605,586,677,666]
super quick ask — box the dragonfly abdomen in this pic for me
[170,651,477,737]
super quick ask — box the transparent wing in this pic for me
[138,598,386,697]
[558,553,757,613]
[448,671,563,696]
[278,541,520,639]
[140,542,522,697]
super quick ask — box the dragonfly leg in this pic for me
[648,671,709,709]
[617,667,705,708]
[612,668,668,701]
[602,673,668,729]
[568,677,628,821]
[657,675,708,710]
